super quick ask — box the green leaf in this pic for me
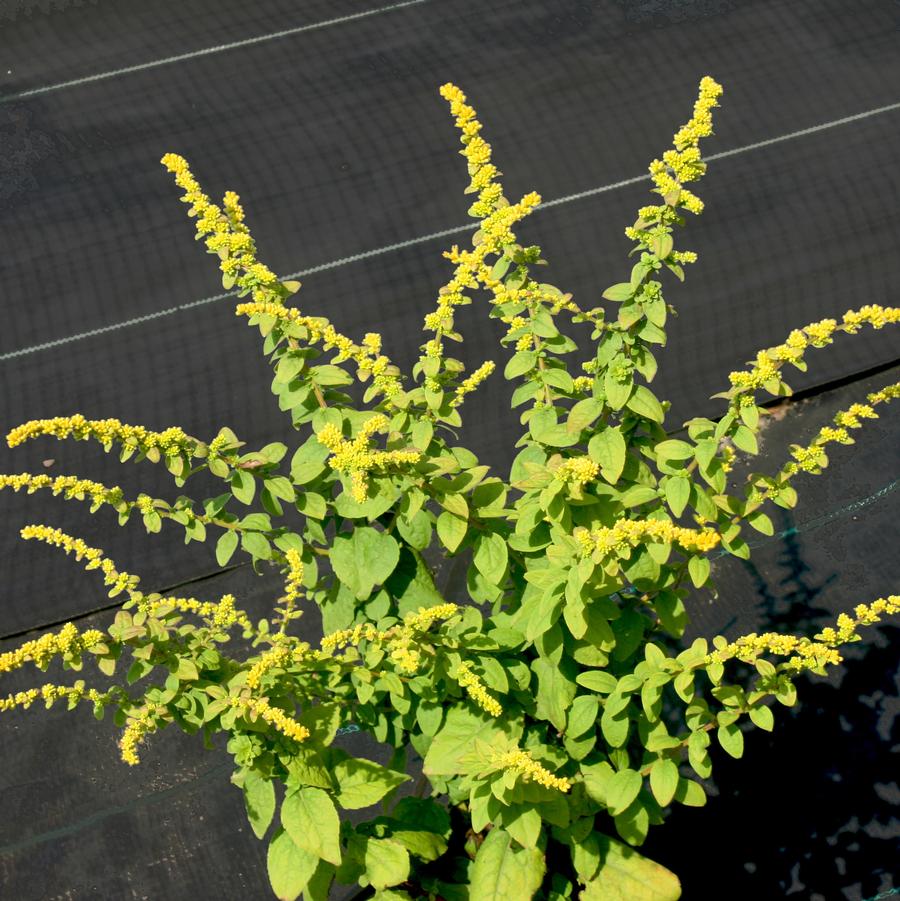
[588,428,627,484]
[533,656,577,731]
[673,778,706,807]
[604,370,633,411]
[717,723,744,759]
[474,532,508,585]
[310,364,354,386]
[576,671,618,694]
[396,509,432,550]
[282,788,342,866]
[732,425,758,455]
[581,835,681,901]
[469,828,546,900]
[749,705,774,731]
[626,385,665,423]
[436,511,467,553]
[330,528,400,600]
[423,708,521,777]
[333,757,410,810]
[602,283,635,302]
[567,694,599,738]
[242,531,272,561]
[649,759,679,807]
[567,397,603,433]
[296,491,327,520]
[688,555,710,588]
[504,351,537,380]
[606,768,643,816]
[664,477,690,517]
[266,476,296,502]
[655,440,693,462]
[365,838,410,890]
[267,829,318,901]
[230,470,256,505]
[243,771,276,839]
[216,530,239,566]
[504,806,543,850]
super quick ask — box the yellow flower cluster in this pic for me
[234,301,404,401]
[7,414,195,456]
[120,706,161,766]
[455,661,502,716]
[419,84,542,371]
[490,746,572,793]
[317,414,420,502]
[708,596,898,674]
[0,622,105,674]
[321,621,383,654]
[728,306,900,395]
[780,381,897,477]
[573,519,720,559]
[229,695,309,743]
[554,456,600,485]
[245,643,310,691]
[0,473,126,513]
[0,683,107,714]
[450,360,496,407]
[625,76,723,245]
[161,153,280,297]
[274,547,305,630]
[20,524,141,599]
[137,593,252,632]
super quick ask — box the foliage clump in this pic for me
[1,77,898,900]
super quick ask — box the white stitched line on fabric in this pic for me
[1,99,899,362]
[0,0,432,103]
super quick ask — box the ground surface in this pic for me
[0,1,898,898]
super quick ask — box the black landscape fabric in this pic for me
[0,0,898,898]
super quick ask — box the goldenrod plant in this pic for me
[1,78,898,900]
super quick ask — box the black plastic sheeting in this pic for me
[0,0,898,898]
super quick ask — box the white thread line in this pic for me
[2,99,899,362]
[0,0,431,103]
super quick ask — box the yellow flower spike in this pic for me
[119,706,162,766]
[245,644,310,691]
[707,596,898,674]
[318,414,421,504]
[0,623,105,675]
[554,457,600,485]
[574,520,719,560]
[455,661,502,717]
[490,746,572,793]
[450,361,496,408]
[19,525,142,600]
[137,593,252,632]
[6,414,196,457]
[229,696,309,743]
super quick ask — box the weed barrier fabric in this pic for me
[0,0,897,897]
[2,0,900,630]
[0,367,898,900]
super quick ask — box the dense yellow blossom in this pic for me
[137,593,252,632]
[0,473,125,508]
[450,361,496,407]
[780,381,897,477]
[120,706,162,765]
[7,414,196,457]
[273,547,305,632]
[625,76,722,251]
[0,683,109,714]
[317,414,420,502]
[573,519,720,559]
[490,746,572,792]
[20,524,141,599]
[455,661,502,716]
[727,306,900,396]
[229,695,309,743]
[554,456,600,485]
[245,643,311,691]
[0,622,105,674]
[234,301,404,401]
[708,596,898,674]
